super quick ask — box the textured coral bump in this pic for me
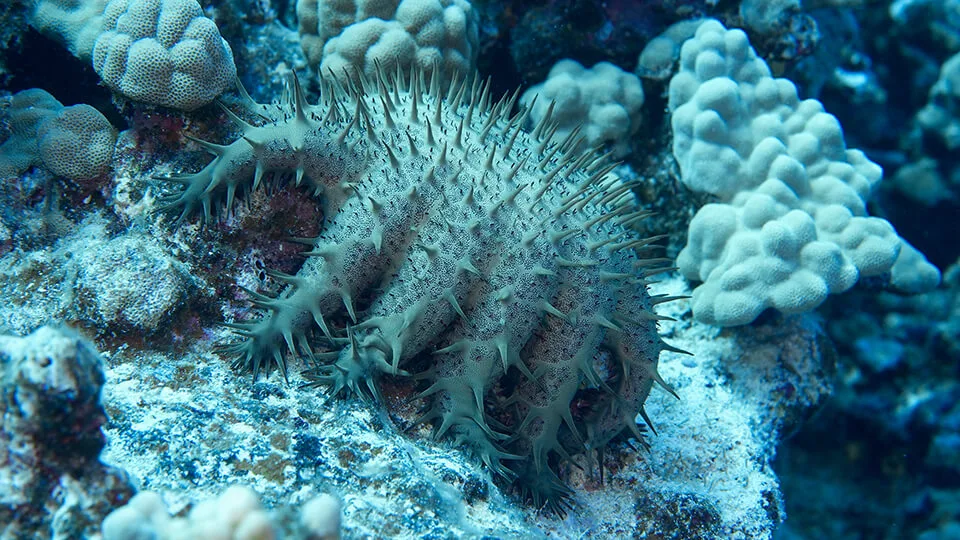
[156,67,682,512]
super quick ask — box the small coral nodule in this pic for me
[155,66,682,512]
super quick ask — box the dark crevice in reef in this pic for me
[774,397,931,539]
[1,28,126,130]
[874,193,959,271]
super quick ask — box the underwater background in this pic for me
[0,0,958,538]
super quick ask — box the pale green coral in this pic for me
[669,20,940,326]
[29,0,236,110]
[521,59,644,158]
[92,0,237,110]
[297,0,478,84]
[0,88,116,181]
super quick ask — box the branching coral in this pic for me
[155,67,680,511]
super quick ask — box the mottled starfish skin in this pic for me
[159,70,679,510]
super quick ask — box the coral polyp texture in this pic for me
[521,59,645,158]
[669,20,940,326]
[296,0,478,84]
[30,0,236,111]
[0,88,116,181]
[156,68,677,510]
[92,0,237,111]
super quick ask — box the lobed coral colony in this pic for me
[156,67,680,511]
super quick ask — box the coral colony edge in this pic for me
[2,0,956,538]
[157,66,683,513]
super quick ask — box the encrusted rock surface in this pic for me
[96,276,833,538]
[0,325,134,539]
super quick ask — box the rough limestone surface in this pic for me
[72,232,191,331]
[521,59,645,158]
[0,215,191,335]
[296,0,478,84]
[99,343,543,538]
[0,88,116,181]
[0,325,135,539]
[92,0,237,110]
[155,65,673,511]
[95,275,829,538]
[668,19,941,326]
